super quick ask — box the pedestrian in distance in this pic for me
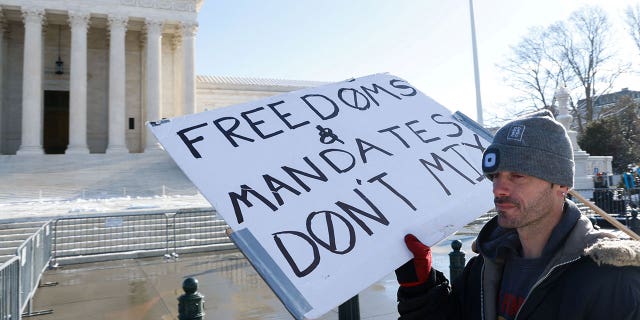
[395,110,640,320]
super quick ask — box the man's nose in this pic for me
[492,176,510,197]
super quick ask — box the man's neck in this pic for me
[517,212,563,259]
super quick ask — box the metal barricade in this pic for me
[573,188,636,214]
[16,221,53,316]
[0,256,20,320]
[52,212,170,264]
[50,208,234,265]
[168,208,231,258]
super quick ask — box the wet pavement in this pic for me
[30,234,478,320]
[31,249,392,320]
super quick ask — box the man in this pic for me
[395,110,640,320]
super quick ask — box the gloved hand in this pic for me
[395,234,432,287]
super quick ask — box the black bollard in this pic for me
[178,277,205,320]
[449,240,465,282]
[338,295,360,320]
[589,216,600,230]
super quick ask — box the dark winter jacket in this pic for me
[397,200,640,320]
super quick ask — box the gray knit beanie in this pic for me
[481,109,575,187]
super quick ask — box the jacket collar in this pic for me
[476,200,607,262]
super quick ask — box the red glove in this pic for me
[395,234,432,287]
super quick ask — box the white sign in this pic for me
[105,217,123,228]
[148,73,494,319]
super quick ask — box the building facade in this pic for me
[0,0,327,156]
[576,88,640,119]
[196,75,327,112]
[0,0,201,155]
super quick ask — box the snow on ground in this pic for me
[0,193,212,221]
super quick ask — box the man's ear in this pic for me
[557,185,569,196]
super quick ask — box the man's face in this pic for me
[490,171,565,230]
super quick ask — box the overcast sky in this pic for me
[194,0,640,125]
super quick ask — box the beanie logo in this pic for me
[506,125,525,142]
[482,148,500,172]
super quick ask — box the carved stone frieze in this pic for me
[120,0,197,12]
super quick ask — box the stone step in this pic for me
[0,227,44,237]
[0,254,16,264]
[0,247,17,255]
[0,232,33,241]
[0,153,197,203]
[0,239,24,248]
[0,220,48,230]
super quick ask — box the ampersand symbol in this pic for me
[316,125,344,144]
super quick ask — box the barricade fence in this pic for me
[573,187,640,215]
[16,221,53,316]
[51,208,232,265]
[168,209,232,256]
[0,256,20,320]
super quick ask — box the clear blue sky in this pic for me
[195,0,639,124]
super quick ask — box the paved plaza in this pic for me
[28,236,475,320]
[31,250,399,320]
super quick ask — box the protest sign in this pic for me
[148,73,494,319]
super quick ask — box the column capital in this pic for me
[144,18,163,36]
[107,14,129,31]
[179,21,198,37]
[21,7,46,25]
[171,33,182,50]
[68,11,91,30]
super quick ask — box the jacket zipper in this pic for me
[480,263,485,320]
[513,256,581,320]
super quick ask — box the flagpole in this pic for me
[469,0,484,125]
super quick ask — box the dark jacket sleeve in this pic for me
[397,268,452,320]
[396,255,485,320]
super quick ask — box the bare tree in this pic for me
[626,4,640,55]
[501,6,629,132]
[498,27,566,112]
[548,6,629,132]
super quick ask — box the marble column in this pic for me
[144,18,163,152]
[171,33,183,116]
[106,14,129,153]
[66,11,90,154]
[17,7,45,155]
[180,21,197,115]
[0,10,5,154]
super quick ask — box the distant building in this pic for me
[576,88,640,119]
[196,76,326,113]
